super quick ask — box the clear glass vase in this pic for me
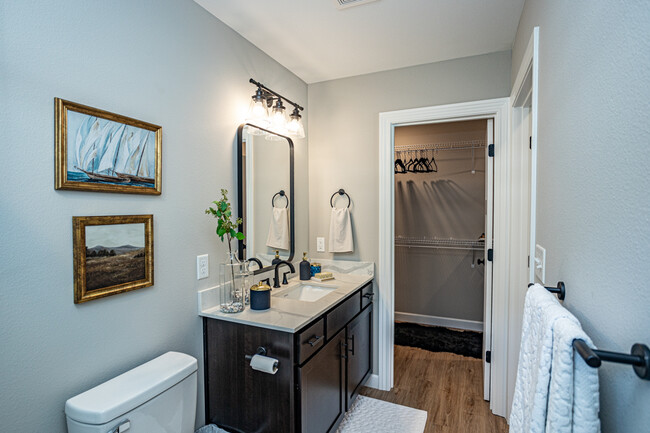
[219,251,249,313]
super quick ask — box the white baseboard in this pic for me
[364,374,380,389]
[395,311,483,332]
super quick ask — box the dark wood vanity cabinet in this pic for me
[203,281,373,433]
[345,305,372,408]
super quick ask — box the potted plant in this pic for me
[206,189,247,313]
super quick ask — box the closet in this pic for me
[393,119,491,373]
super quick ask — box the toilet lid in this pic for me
[65,352,197,425]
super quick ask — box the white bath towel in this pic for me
[329,207,353,253]
[546,317,600,433]
[266,206,289,250]
[509,284,600,433]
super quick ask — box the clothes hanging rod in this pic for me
[395,236,485,251]
[249,78,304,111]
[395,140,486,152]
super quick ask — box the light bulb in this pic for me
[245,87,269,133]
[287,108,305,139]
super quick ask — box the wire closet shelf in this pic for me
[395,236,485,251]
[394,139,486,153]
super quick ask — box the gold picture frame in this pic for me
[73,215,154,303]
[55,98,162,195]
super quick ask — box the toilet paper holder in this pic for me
[245,346,268,361]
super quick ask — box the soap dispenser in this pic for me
[271,250,281,265]
[299,252,311,280]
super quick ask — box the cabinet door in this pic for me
[346,305,372,409]
[297,329,346,433]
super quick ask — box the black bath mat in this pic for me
[394,322,483,359]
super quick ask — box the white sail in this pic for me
[77,118,102,171]
[136,132,153,178]
[114,128,140,173]
[73,116,95,170]
[96,123,126,173]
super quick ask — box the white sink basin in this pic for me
[274,283,338,302]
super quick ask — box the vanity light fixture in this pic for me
[245,78,305,139]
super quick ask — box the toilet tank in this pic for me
[65,352,198,433]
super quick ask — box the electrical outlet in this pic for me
[317,237,325,252]
[197,254,209,280]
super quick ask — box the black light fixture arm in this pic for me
[249,78,304,111]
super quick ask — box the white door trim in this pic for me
[506,26,539,417]
[377,97,511,417]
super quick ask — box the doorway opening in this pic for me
[393,117,494,391]
[377,98,511,417]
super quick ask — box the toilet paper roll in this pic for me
[250,354,279,374]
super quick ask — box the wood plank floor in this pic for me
[360,345,509,433]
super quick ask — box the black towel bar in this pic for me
[573,339,650,380]
[528,281,566,300]
[330,188,351,208]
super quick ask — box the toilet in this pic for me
[65,351,198,433]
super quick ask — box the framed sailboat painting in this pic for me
[55,98,162,194]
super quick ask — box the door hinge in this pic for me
[486,351,491,363]
[528,255,530,268]
[487,249,493,262]
[488,143,494,157]
[529,136,532,149]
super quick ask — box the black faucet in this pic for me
[273,260,295,288]
[246,257,263,271]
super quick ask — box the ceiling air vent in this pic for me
[334,0,380,10]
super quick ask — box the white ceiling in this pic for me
[194,0,525,84]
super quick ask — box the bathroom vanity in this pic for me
[200,273,373,433]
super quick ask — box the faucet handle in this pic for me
[282,271,290,285]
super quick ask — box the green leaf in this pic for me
[220,202,227,211]
[225,210,231,217]
[230,229,236,237]
[217,227,227,237]
[235,232,245,240]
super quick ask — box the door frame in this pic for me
[506,26,539,417]
[377,97,511,416]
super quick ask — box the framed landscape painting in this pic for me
[73,215,154,303]
[55,98,162,195]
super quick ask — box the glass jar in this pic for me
[219,251,249,313]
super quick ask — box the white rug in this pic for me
[336,395,427,433]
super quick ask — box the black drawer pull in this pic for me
[363,293,374,300]
[307,335,324,347]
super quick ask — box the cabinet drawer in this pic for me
[360,282,374,310]
[296,318,326,364]
[326,292,361,340]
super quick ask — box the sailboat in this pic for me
[71,117,154,185]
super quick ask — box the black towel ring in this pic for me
[330,189,351,208]
[271,190,288,208]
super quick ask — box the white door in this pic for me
[483,118,495,401]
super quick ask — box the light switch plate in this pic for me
[197,254,209,280]
[534,244,546,283]
[317,237,325,252]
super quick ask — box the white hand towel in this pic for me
[509,284,583,433]
[329,207,353,253]
[266,206,289,250]
[546,317,600,433]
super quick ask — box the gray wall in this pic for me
[0,1,307,431]
[512,1,650,431]
[394,121,486,322]
[308,51,511,368]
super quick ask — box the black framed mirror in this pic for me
[237,123,294,274]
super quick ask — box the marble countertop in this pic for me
[198,272,373,333]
